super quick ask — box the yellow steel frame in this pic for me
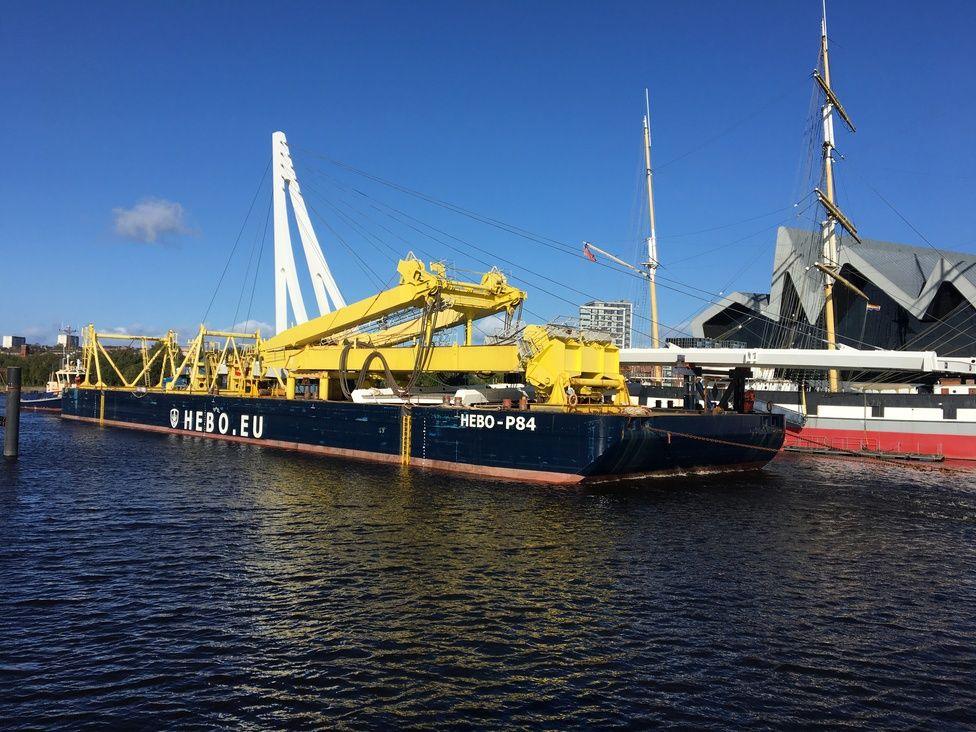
[81,324,262,395]
[81,325,181,389]
[164,326,263,395]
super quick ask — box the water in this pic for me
[2,412,975,728]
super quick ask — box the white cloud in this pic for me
[229,319,274,337]
[103,323,148,335]
[18,323,61,345]
[112,198,192,243]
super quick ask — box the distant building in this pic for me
[57,333,80,349]
[579,300,633,349]
[1,335,26,349]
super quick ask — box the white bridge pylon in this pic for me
[272,131,346,335]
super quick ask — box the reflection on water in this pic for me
[1,412,975,727]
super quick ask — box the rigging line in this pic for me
[807,238,976,351]
[296,189,420,333]
[903,306,976,354]
[365,198,691,340]
[711,212,812,305]
[665,252,871,350]
[298,177,404,263]
[716,257,760,300]
[293,84,804,258]
[651,79,806,173]
[866,297,969,358]
[334,176,660,292]
[658,205,795,239]
[337,164,762,334]
[300,147,816,283]
[301,150,688,278]
[232,199,272,329]
[311,194,400,263]
[285,168,392,291]
[369,200,692,339]
[293,148,585,256]
[306,154,854,346]
[371,196,845,345]
[202,160,271,324]
[300,167,442,264]
[300,197,386,290]
[686,254,886,351]
[707,247,830,346]
[777,237,976,380]
[651,254,858,342]
[351,180,862,346]
[844,162,955,259]
[244,200,273,331]
[664,214,803,267]
[848,301,976,383]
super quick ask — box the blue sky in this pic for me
[2,0,974,345]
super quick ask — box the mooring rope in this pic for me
[639,423,782,454]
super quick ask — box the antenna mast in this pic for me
[815,1,857,392]
[642,89,662,380]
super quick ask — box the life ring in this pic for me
[567,393,578,407]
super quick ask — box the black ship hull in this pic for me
[61,389,784,484]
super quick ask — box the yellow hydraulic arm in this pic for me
[261,258,525,352]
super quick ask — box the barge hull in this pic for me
[62,389,784,484]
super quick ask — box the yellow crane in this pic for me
[80,256,630,409]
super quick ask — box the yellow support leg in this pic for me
[400,406,412,466]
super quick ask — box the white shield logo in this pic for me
[169,408,180,428]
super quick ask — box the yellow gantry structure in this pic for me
[80,257,630,408]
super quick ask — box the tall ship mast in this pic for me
[814,0,859,392]
[581,91,664,381]
[642,89,662,379]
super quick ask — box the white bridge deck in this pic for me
[619,346,976,376]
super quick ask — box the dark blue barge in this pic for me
[61,389,784,484]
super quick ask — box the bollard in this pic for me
[4,366,20,459]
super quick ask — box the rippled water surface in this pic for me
[2,412,976,728]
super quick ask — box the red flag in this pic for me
[583,243,597,263]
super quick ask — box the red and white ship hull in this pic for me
[762,390,976,461]
[784,416,976,460]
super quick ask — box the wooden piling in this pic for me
[4,366,20,459]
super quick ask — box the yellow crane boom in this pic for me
[262,257,525,351]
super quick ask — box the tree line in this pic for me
[0,345,178,388]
